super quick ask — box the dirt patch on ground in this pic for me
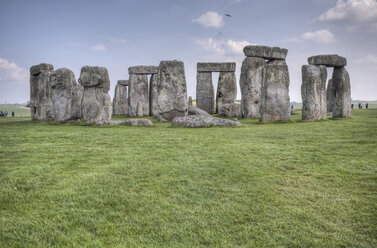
[18,106,30,110]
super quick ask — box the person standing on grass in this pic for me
[4,110,8,117]
[366,103,369,109]
[351,103,354,109]
[12,111,15,117]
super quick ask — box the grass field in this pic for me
[1,109,376,247]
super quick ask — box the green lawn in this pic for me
[0,110,376,247]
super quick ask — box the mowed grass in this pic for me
[0,110,376,247]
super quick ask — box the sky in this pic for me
[0,0,376,103]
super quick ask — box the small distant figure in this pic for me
[366,103,369,109]
[0,111,3,117]
[351,103,354,109]
[360,103,363,109]
[12,111,15,117]
[4,111,8,117]
[358,103,361,109]
[291,105,294,110]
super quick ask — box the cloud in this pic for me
[0,58,28,83]
[193,38,253,56]
[90,44,107,51]
[192,11,224,28]
[284,29,336,44]
[318,0,377,31]
[355,54,377,64]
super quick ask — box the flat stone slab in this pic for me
[197,63,236,72]
[128,66,159,75]
[172,115,240,128]
[243,45,287,60]
[308,55,347,67]
[96,119,153,126]
[117,80,129,86]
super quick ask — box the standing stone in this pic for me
[30,63,54,121]
[216,72,237,115]
[78,66,111,124]
[260,64,290,122]
[50,68,83,123]
[220,103,240,117]
[239,57,265,118]
[157,60,188,121]
[332,67,351,118]
[301,65,327,121]
[150,73,159,116]
[326,79,335,113]
[113,80,128,115]
[196,72,214,114]
[128,74,149,117]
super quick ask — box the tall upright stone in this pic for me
[216,72,237,115]
[113,80,128,115]
[188,96,193,107]
[78,66,111,124]
[50,68,83,123]
[326,79,335,113]
[157,60,188,121]
[301,65,327,121]
[260,63,290,122]
[128,74,149,116]
[30,63,54,121]
[239,57,265,118]
[332,67,351,118]
[196,72,214,114]
[150,73,159,117]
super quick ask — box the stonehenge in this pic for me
[113,80,128,115]
[50,68,83,123]
[78,66,112,124]
[301,54,350,120]
[30,63,55,121]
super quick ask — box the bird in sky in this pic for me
[225,14,232,18]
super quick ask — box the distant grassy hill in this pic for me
[0,104,30,117]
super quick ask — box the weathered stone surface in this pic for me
[150,73,159,116]
[326,79,335,113]
[157,60,188,121]
[78,66,110,93]
[118,80,129,86]
[301,65,327,121]
[124,118,153,126]
[260,64,290,122]
[79,66,111,124]
[172,115,241,127]
[332,67,351,118]
[243,45,288,60]
[50,68,83,123]
[240,57,265,118]
[113,83,128,115]
[216,72,237,114]
[30,63,55,121]
[267,59,286,65]
[196,72,214,114]
[308,55,347,67]
[220,103,240,117]
[188,105,211,116]
[188,96,193,106]
[197,62,236,72]
[128,74,149,117]
[128,66,159,75]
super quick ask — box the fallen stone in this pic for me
[301,65,327,121]
[113,82,128,115]
[220,103,240,117]
[128,74,149,117]
[157,60,188,121]
[308,55,347,67]
[171,115,241,128]
[243,45,288,60]
[240,57,265,118]
[188,105,211,116]
[216,72,237,115]
[197,62,236,72]
[124,118,153,126]
[79,66,112,124]
[260,64,291,122]
[30,63,55,121]
[128,66,159,75]
[50,68,83,123]
[326,79,335,113]
[291,109,298,115]
[196,72,214,114]
[332,67,351,118]
[150,73,159,116]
